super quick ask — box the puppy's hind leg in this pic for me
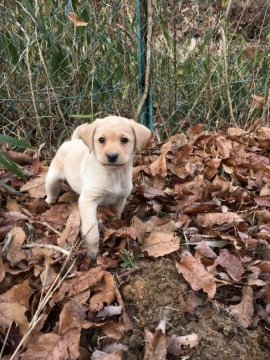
[45,161,63,204]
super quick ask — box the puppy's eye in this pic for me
[121,137,129,144]
[98,137,105,144]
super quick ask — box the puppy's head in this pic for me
[75,116,151,168]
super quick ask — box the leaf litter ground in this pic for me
[1,123,270,359]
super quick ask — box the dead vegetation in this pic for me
[1,121,270,358]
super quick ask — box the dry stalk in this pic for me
[9,247,77,360]
[15,2,43,137]
[0,322,13,358]
[135,0,153,121]
[220,26,236,127]
[23,242,71,256]
[9,222,96,359]
[220,0,236,126]
[34,28,66,127]
[35,221,61,235]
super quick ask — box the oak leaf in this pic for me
[176,253,216,299]
[141,232,180,257]
[217,249,244,282]
[0,279,32,308]
[0,302,29,334]
[20,167,48,198]
[89,272,115,312]
[196,212,243,227]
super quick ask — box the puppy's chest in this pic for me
[105,178,130,197]
[98,174,130,204]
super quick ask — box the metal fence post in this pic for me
[136,0,153,129]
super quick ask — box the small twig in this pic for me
[117,267,140,281]
[35,221,61,235]
[22,242,70,256]
[135,0,153,121]
[181,229,190,251]
[10,255,76,360]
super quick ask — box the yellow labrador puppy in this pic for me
[45,116,151,258]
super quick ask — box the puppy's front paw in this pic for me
[82,224,100,259]
[45,196,57,205]
[86,244,99,260]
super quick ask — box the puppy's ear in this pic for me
[72,122,97,152]
[130,120,152,151]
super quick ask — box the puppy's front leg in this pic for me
[78,195,99,259]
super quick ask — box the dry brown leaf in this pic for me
[205,158,221,179]
[40,264,58,290]
[132,216,147,244]
[6,198,24,212]
[0,279,32,308]
[260,184,270,196]
[4,150,32,165]
[20,332,79,360]
[59,300,86,335]
[183,292,204,314]
[141,232,180,257]
[67,11,88,26]
[6,227,27,266]
[23,328,80,359]
[149,153,167,177]
[230,285,254,328]
[97,256,120,269]
[0,259,6,283]
[251,94,265,109]
[176,253,216,299]
[195,241,217,259]
[53,266,105,303]
[57,202,80,247]
[167,163,190,179]
[40,203,70,230]
[187,124,204,140]
[227,128,247,138]
[216,136,232,158]
[0,302,29,334]
[168,333,199,356]
[255,196,270,207]
[217,249,244,282]
[20,167,48,198]
[114,284,134,332]
[196,212,243,227]
[89,272,115,312]
[144,327,168,360]
[255,126,270,140]
[91,346,128,360]
[102,320,125,340]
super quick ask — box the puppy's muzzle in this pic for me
[106,153,119,163]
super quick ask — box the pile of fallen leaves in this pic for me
[0,123,270,359]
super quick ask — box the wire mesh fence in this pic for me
[0,0,269,147]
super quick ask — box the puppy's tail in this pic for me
[71,124,88,140]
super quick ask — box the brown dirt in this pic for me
[115,258,270,360]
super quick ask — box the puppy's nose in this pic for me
[106,153,119,163]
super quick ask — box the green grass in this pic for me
[0,0,269,147]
